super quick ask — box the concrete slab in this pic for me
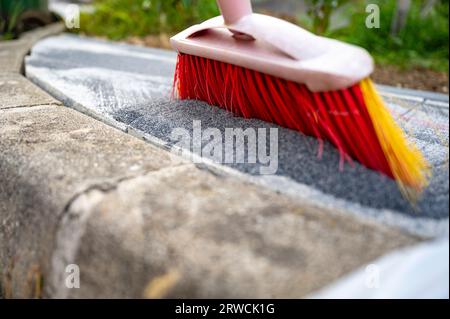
[0,104,184,297]
[25,34,449,237]
[0,73,61,109]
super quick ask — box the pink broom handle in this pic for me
[216,0,253,24]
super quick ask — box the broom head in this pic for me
[171,3,430,201]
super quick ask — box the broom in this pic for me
[170,0,430,201]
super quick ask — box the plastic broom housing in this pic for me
[171,0,430,201]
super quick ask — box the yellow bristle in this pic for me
[360,79,431,202]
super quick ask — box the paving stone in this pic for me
[25,34,449,237]
[50,165,418,298]
[0,74,61,109]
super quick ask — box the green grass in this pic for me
[0,1,25,40]
[79,0,219,40]
[78,0,448,72]
[326,0,449,72]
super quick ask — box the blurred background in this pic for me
[1,0,448,92]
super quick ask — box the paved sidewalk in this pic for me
[1,27,421,298]
[25,34,449,237]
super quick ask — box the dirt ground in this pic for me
[372,65,448,94]
[126,35,449,94]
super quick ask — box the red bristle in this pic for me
[245,68,274,122]
[288,82,325,157]
[310,90,350,169]
[174,53,394,179]
[328,90,368,167]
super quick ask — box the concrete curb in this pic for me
[0,23,65,74]
[20,23,66,45]
[0,105,418,298]
[0,39,32,74]
[0,24,65,110]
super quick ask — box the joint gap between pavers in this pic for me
[0,101,62,111]
[0,104,59,114]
